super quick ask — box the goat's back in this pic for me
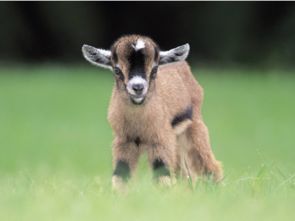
[156,61,203,118]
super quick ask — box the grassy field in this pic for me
[0,66,295,221]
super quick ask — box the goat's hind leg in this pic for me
[175,131,195,182]
[188,118,223,182]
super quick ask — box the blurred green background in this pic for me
[0,2,295,221]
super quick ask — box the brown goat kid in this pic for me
[82,35,223,189]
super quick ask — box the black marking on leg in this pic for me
[171,105,193,127]
[113,160,130,182]
[153,159,170,178]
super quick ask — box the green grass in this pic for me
[0,66,295,221]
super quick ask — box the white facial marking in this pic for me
[133,39,145,51]
[127,76,148,96]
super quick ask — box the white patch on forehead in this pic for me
[132,39,145,51]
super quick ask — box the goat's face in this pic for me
[82,35,190,105]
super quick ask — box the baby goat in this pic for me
[82,35,223,189]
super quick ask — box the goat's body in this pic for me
[83,34,222,188]
[108,61,222,182]
[108,62,194,140]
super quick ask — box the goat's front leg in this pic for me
[146,136,177,186]
[112,137,141,191]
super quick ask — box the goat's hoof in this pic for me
[112,176,127,193]
[157,176,176,187]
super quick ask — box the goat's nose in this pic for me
[132,83,144,94]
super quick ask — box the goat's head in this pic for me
[82,35,190,105]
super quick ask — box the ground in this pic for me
[0,66,294,221]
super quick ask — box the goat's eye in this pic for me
[113,67,124,80]
[150,66,158,79]
[113,67,122,75]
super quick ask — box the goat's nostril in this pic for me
[132,84,144,93]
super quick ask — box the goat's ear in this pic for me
[159,44,190,65]
[82,44,112,70]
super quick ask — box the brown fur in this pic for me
[109,61,223,186]
[83,34,223,188]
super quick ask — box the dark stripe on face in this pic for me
[171,106,193,127]
[128,48,146,79]
[113,160,130,181]
[153,159,170,178]
[112,52,118,63]
[150,66,158,80]
[110,45,118,63]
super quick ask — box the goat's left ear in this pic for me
[159,43,190,65]
[82,44,112,70]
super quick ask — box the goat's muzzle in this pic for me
[126,76,148,105]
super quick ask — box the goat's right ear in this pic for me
[82,44,112,70]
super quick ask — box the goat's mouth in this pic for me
[130,94,146,105]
